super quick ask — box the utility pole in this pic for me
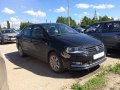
[94,9,97,19]
[67,0,70,26]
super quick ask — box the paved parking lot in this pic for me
[0,43,120,90]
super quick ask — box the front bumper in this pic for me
[62,51,106,70]
[4,38,16,42]
[70,56,106,70]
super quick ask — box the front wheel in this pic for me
[18,45,26,57]
[49,52,64,73]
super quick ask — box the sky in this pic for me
[0,0,120,29]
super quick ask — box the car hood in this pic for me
[3,33,17,36]
[54,33,102,48]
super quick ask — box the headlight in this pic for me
[66,47,84,53]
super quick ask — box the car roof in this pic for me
[1,29,13,31]
[32,23,66,26]
[95,20,120,24]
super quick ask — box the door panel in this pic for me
[100,22,120,47]
[100,32,120,48]
[31,39,48,61]
[21,26,33,53]
[31,25,48,62]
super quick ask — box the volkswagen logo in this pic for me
[96,46,100,51]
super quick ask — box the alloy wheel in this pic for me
[49,55,60,72]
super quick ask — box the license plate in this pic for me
[93,52,105,60]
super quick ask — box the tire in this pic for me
[18,45,26,57]
[1,38,4,44]
[49,52,64,73]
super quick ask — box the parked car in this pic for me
[14,30,21,34]
[0,29,18,44]
[0,54,9,90]
[81,25,89,29]
[84,21,120,49]
[16,23,106,73]
[74,26,85,33]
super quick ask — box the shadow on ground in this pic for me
[0,42,16,45]
[5,51,100,79]
[107,49,120,59]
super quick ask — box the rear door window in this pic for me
[85,24,101,33]
[101,22,120,32]
[32,25,43,39]
[113,22,120,32]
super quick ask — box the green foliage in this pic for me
[71,72,106,90]
[99,16,112,22]
[81,16,92,25]
[72,83,83,90]
[83,75,105,90]
[20,22,33,30]
[81,15,114,26]
[109,63,120,74]
[71,63,120,90]
[56,16,76,26]
[7,20,10,29]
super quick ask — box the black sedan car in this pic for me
[16,23,106,73]
[84,21,120,49]
[0,29,18,44]
[0,54,9,90]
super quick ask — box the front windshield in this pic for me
[42,24,78,36]
[1,30,15,34]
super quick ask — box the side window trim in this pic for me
[85,23,101,33]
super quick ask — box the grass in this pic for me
[71,63,120,90]
[109,63,120,74]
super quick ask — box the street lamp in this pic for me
[67,0,70,26]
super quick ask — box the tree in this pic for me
[56,16,76,26]
[20,22,33,30]
[7,20,10,29]
[0,25,1,29]
[56,16,66,24]
[91,17,99,24]
[69,17,76,26]
[99,16,113,22]
[81,16,92,25]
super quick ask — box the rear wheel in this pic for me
[49,52,64,73]
[18,45,26,57]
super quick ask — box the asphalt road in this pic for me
[0,43,119,90]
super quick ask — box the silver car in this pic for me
[0,29,18,44]
[0,54,9,90]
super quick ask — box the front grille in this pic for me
[8,36,16,38]
[85,44,104,54]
